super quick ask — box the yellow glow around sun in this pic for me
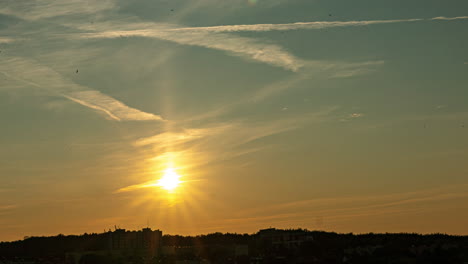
[157,168,181,191]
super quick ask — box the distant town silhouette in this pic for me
[1,227,467,264]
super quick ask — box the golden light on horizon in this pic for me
[157,168,182,191]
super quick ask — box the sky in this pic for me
[1,0,468,241]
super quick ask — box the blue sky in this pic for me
[1,0,468,241]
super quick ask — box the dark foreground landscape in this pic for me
[1,228,467,264]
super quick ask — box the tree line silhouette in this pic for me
[1,229,468,264]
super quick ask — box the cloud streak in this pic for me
[170,18,424,33]
[0,37,16,43]
[78,23,304,71]
[431,16,468,21]
[227,184,468,230]
[0,57,164,121]
[166,16,468,34]
[0,0,116,20]
[0,204,17,210]
[73,15,468,72]
[135,125,234,147]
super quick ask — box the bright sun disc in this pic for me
[157,168,181,191]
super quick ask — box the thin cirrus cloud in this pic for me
[168,16,468,33]
[0,204,17,217]
[431,16,468,21]
[231,184,468,228]
[200,186,468,232]
[134,125,234,147]
[186,62,381,123]
[74,19,399,72]
[74,16,467,72]
[0,57,163,121]
[170,18,424,33]
[349,113,364,118]
[77,23,304,72]
[0,204,17,210]
[135,108,335,150]
[134,106,337,160]
[0,0,116,20]
[0,37,16,43]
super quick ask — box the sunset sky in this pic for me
[1,0,468,242]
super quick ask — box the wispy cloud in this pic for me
[330,61,385,79]
[431,16,468,21]
[170,16,468,33]
[362,111,468,130]
[0,57,164,121]
[72,15,465,72]
[133,120,292,155]
[77,23,304,72]
[116,181,161,193]
[63,91,161,121]
[227,184,468,230]
[170,18,424,33]
[137,106,336,150]
[0,37,16,43]
[186,60,378,123]
[135,125,234,147]
[0,0,116,20]
[0,204,17,210]
[350,113,364,118]
[188,74,312,122]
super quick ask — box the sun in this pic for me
[157,168,181,191]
